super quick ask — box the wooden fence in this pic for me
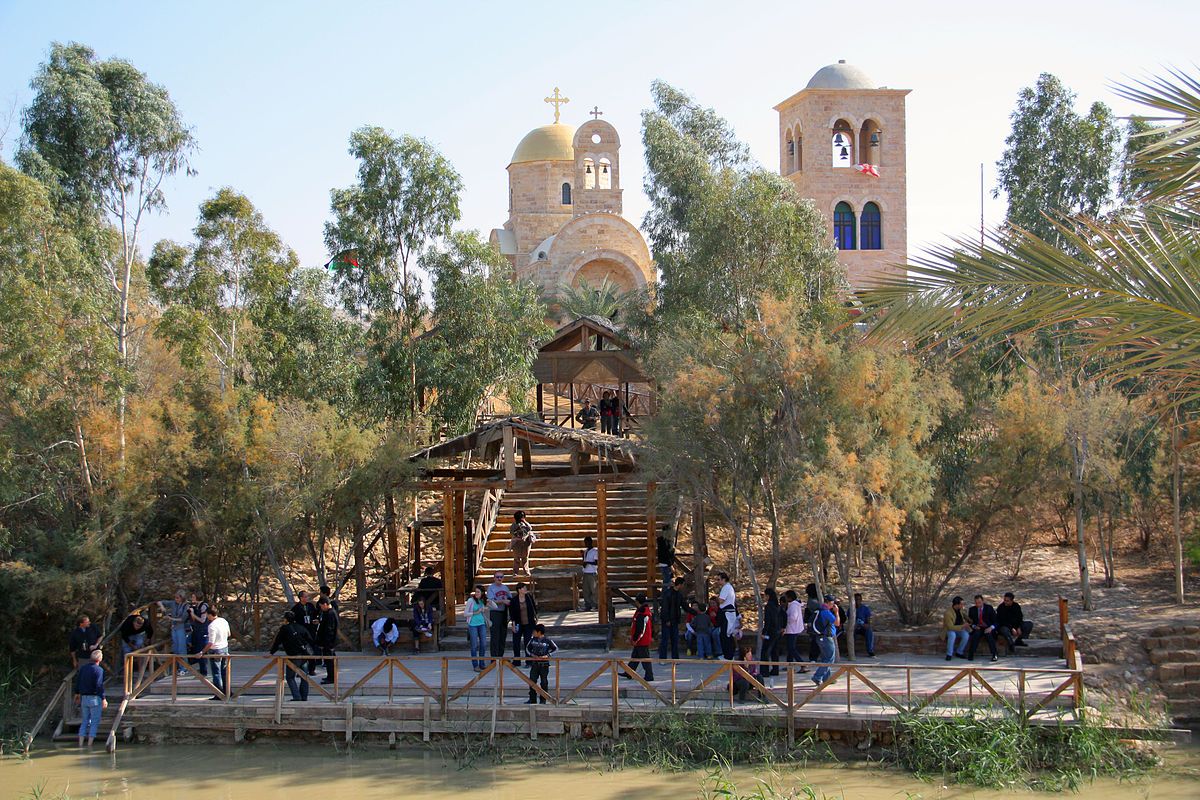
[122,651,1083,743]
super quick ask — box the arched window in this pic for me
[561,182,572,205]
[860,120,882,166]
[583,158,596,189]
[598,158,612,189]
[785,128,795,174]
[861,202,881,250]
[834,202,856,250]
[831,120,853,168]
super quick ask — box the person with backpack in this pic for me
[290,590,318,676]
[270,611,316,701]
[803,583,822,663]
[624,595,655,681]
[811,595,839,686]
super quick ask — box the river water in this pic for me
[1,744,1197,799]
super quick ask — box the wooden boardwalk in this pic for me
[109,649,1084,746]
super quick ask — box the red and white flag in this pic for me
[855,163,879,178]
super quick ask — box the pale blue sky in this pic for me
[2,1,1196,277]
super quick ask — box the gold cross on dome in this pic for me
[590,105,603,120]
[544,87,570,123]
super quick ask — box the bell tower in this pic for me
[774,60,909,289]
[572,119,622,216]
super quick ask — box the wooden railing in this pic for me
[123,652,1083,737]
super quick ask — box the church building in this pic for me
[489,89,654,303]
[775,60,909,287]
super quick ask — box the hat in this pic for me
[635,594,647,605]
[823,594,835,602]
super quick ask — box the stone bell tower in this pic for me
[774,60,910,288]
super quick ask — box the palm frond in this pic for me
[1114,68,1200,208]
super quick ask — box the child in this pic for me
[524,623,558,704]
[731,646,763,702]
[690,600,713,659]
[683,599,697,656]
[706,597,722,659]
[411,597,434,653]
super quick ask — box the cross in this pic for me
[589,105,603,120]
[544,87,569,123]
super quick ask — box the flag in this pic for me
[324,248,360,270]
[855,163,879,178]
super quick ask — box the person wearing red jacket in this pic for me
[624,595,655,681]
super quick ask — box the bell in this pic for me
[601,164,609,174]
[833,133,844,146]
[869,131,881,147]
[840,147,849,159]
[585,164,593,174]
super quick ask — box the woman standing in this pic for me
[465,585,488,671]
[509,511,535,575]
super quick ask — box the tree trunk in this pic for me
[832,535,856,662]
[1072,433,1092,610]
[762,478,781,588]
[1172,416,1185,604]
[733,509,764,662]
[691,499,708,600]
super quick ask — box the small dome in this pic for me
[510,123,577,165]
[806,60,875,90]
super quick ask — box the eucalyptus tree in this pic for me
[18,42,194,463]
[324,127,462,423]
[419,231,552,434]
[148,188,297,394]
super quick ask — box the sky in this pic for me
[2,0,1197,277]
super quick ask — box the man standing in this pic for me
[811,595,839,686]
[576,398,599,431]
[158,591,191,675]
[291,590,318,675]
[269,611,315,701]
[200,606,230,700]
[624,595,655,681]
[486,572,511,659]
[853,592,876,658]
[967,594,1000,662]
[316,596,338,684]
[717,572,737,660]
[996,591,1033,651]
[68,615,101,670]
[509,583,538,666]
[188,592,211,676]
[523,623,558,704]
[74,649,107,747]
[658,577,685,661]
[581,536,599,612]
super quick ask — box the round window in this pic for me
[591,133,602,144]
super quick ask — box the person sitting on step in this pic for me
[411,597,434,654]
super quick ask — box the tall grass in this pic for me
[607,711,822,772]
[891,711,1154,791]
[0,658,35,755]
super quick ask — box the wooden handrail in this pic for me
[122,651,1084,724]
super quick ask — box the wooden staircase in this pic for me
[475,483,655,596]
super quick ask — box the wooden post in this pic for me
[645,482,657,597]
[1058,596,1068,640]
[385,493,401,590]
[451,490,465,625]
[691,500,707,600]
[520,438,532,475]
[503,424,517,481]
[412,520,423,578]
[354,514,367,647]
[442,491,457,626]
[536,384,544,420]
[569,383,575,428]
[597,481,609,624]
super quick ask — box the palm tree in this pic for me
[551,277,630,322]
[858,68,1200,604]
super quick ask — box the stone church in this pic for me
[490,61,907,298]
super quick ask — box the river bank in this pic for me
[1,742,1198,800]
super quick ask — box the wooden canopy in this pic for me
[532,316,653,387]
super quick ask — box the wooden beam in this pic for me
[408,472,641,491]
[449,490,464,626]
[520,438,532,474]
[597,481,608,624]
[646,481,657,597]
[412,520,422,577]
[354,514,367,647]
[442,492,455,626]
[502,425,516,481]
[692,500,706,601]
[385,494,400,591]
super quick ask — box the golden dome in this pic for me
[510,123,576,165]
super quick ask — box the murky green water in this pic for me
[1,744,1197,799]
